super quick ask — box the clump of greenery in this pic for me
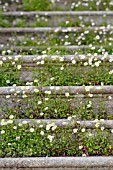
[0,56,24,86]
[0,118,113,157]
[32,58,113,86]
[2,95,112,120]
[1,0,113,11]
[15,29,113,47]
[70,0,113,11]
[1,54,113,86]
[22,0,52,11]
[13,18,26,27]
[0,15,11,27]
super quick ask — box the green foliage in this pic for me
[14,19,26,27]
[1,0,113,11]
[15,30,113,47]
[22,0,52,11]
[0,119,113,157]
[0,57,24,86]
[32,60,113,86]
[0,15,11,27]
[3,95,112,120]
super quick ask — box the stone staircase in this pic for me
[0,0,113,169]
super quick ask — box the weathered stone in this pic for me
[0,119,113,128]
[0,157,113,169]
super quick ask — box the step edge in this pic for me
[0,157,113,168]
[0,86,113,94]
[2,11,113,16]
[1,119,113,128]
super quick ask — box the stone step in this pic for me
[0,27,112,46]
[0,86,113,119]
[1,94,113,119]
[1,11,113,27]
[1,26,113,32]
[0,118,113,157]
[1,54,113,62]
[1,54,113,86]
[1,67,113,85]
[1,119,113,128]
[1,85,113,94]
[3,11,113,16]
[0,157,113,170]
[1,99,113,119]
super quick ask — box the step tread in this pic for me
[0,26,112,33]
[1,54,113,62]
[0,157,113,168]
[0,86,113,94]
[0,45,109,51]
[2,11,113,16]
[1,119,113,128]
